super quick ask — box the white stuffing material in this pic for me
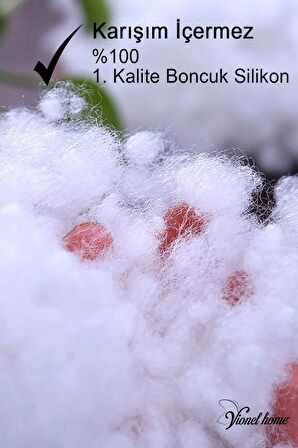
[0,87,297,448]
[47,0,298,173]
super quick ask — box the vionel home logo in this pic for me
[217,399,289,430]
[0,0,297,446]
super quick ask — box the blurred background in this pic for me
[1,0,298,187]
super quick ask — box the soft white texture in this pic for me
[47,0,298,174]
[0,88,297,448]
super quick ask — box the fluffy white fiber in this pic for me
[47,0,298,173]
[0,87,298,448]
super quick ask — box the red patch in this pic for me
[267,363,298,447]
[63,222,113,261]
[222,271,253,305]
[159,202,207,254]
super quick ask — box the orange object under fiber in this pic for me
[267,363,298,447]
[222,271,253,305]
[159,202,207,253]
[63,222,113,261]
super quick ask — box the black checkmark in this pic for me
[34,24,82,85]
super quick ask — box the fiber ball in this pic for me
[0,87,298,447]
